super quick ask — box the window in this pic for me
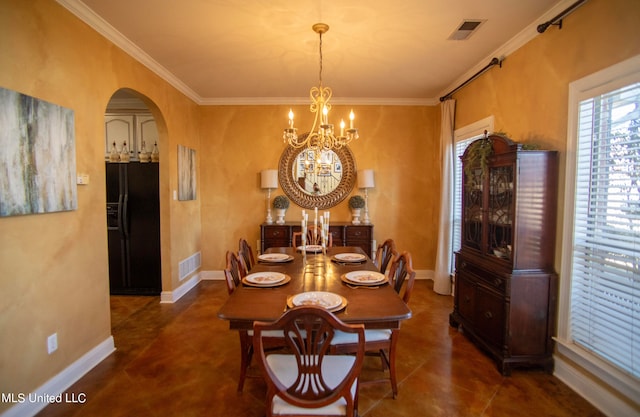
[451,117,494,271]
[452,137,475,256]
[559,55,640,401]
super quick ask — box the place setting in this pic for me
[286,291,347,312]
[242,271,291,288]
[296,244,324,253]
[331,252,367,265]
[341,270,388,289]
[257,253,294,264]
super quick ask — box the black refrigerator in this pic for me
[106,162,161,295]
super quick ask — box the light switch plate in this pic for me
[76,174,90,185]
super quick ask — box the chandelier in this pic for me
[283,23,359,151]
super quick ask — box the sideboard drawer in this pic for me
[263,226,289,239]
[345,225,372,240]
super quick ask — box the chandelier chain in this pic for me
[318,31,323,87]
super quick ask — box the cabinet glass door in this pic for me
[488,165,513,259]
[463,166,484,251]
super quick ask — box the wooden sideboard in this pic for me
[261,222,374,258]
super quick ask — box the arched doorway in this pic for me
[104,89,162,309]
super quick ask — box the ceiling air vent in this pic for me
[448,20,486,40]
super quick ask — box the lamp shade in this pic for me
[357,169,375,189]
[261,169,278,189]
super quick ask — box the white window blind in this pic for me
[452,138,474,259]
[571,81,640,378]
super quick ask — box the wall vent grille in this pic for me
[448,20,486,40]
[179,252,201,281]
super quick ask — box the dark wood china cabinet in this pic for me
[449,134,559,375]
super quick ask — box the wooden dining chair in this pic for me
[374,238,398,275]
[330,251,416,399]
[223,251,285,392]
[238,238,255,272]
[388,251,416,304]
[253,306,365,417]
[224,250,246,295]
[292,225,333,247]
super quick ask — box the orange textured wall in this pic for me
[0,0,201,406]
[452,0,640,273]
[199,104,440,271]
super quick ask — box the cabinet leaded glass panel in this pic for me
[488,165,513,259]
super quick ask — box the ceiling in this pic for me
[59,0,568,105]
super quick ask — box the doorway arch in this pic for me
[104,88,168,299]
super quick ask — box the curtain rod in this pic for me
[439,57,502,102]
[537,0,588,33]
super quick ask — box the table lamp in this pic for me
[261,169,278,224]
[357,169,374,224]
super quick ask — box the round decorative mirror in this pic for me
[278,135,356,209]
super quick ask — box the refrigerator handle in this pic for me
[117,194,125,236]
[122,193,130,238]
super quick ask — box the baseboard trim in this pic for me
[200,270,224,280]
[160,273,201,303]
[1,337,115,417]
[554,355,639,417]
[416,269,433,280]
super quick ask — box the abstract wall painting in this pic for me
[0,87,77,217]
[178,144,196,201]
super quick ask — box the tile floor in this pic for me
[37,280,605,417]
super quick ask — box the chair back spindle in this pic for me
[388,251,416,304]
[238,238,256,272]
[292,225,333,247]
[375,239,398,274]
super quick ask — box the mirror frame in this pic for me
[278,139,356,209]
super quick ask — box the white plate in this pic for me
[344,271,386,284]
[245,272,286,285]
[291,291,342,310]
[334,253,366,262]
[297,245,323,253]
[258,253,293,262]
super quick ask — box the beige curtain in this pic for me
[433,99,456,295]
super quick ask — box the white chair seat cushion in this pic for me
[331,329,392,345]
[266,354,357,416]
[247,329,284,337]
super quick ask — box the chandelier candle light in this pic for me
[283,23,359,151]
[321,210,330,252]
[261,169,278,224]
[301,210,308,251]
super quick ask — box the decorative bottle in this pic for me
[109,141,120,162]
[138,140,150,162]
[120,141,130,162]
[151,142,160,162]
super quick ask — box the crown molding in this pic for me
[198,96,437,106]
[54,0,449,106]
[58,0,574,107]
[56,0,202,103]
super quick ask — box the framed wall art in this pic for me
[177,144,196,201]
[0,87,76,217]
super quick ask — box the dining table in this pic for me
[217,246,412,330]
